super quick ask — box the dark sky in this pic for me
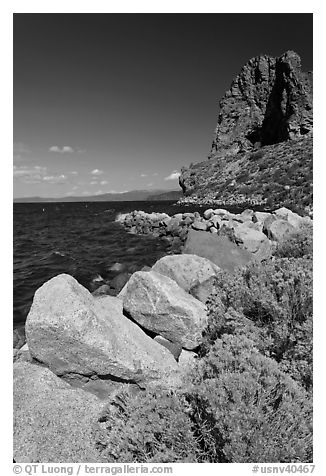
[13,13,313,198]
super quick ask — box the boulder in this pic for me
[266,219,296,242]
[203,209,215,219]
[153,335,182,360]
[165,217,182,236]
[152,254,220,299]
[209,215,222,229]
[183,230,253,273]
[212,208,229,216]
[221,218,240,230]
[254,211,273,226]
[240,209,254,222]
[242,220,264,232]
[92,284,113,297]
[262,214,278,237]
[234,223,272,260]
[14,361,103,463]
[15,343,32,363]
[273,207,307,229]
[178,349,197,371]
[162,217,171,227]
[25,274,180,385]
[13,326,25,350]
[109,272,131,293]
[122,270,207,350]
[192,220,208,231]
[189,275,217,303]
[183,216,194,226]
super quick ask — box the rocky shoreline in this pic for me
[13,205,312,462]
[116,205,312,260]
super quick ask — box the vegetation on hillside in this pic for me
[95,226,313,463]
[179,136,313,214]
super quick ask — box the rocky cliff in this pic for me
[179,51,313,213]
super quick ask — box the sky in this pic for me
[13,13,313,198]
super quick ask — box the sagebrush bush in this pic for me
[187,335,312,463]
[275,222,313,258]
[204,257,313,389]
[95,388,198,463]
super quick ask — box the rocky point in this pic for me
[179,51,313,214]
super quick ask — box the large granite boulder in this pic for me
[234,223,272,260]
[254,211,273,227]
[14,361,103,463]
[25,274,180,385]
[122,270,207,350]
[183,230,252,273]
[152,254,220,298]
[265,219,296,242]
[273,207,310,229]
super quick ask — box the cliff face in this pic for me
[179,51,313,213]
[209,51,312,158]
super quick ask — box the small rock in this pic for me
[109,272,131,293]
[240,209,254,221]
[173,213,184,220]
[210,215,222,229]
[192,220,208,231]
[203,209,215,220]
[178,349,197,371]
[140,265,152,272]
[16,343,32,363]
[108,262,126,272]
[183,216,194,226]
[92,284,112,297]
[212,208,228,216]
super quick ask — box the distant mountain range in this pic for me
[13,189,183,203]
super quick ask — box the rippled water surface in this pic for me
[14,200,207,329]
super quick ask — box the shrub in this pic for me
[275,223,313,258]
[187,335,312,463]
[203,257,313,390]
[95,388,198,463]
